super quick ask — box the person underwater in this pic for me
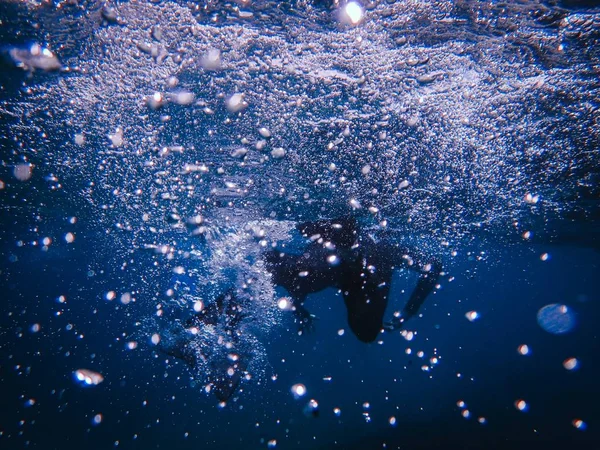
[264,217,442,343]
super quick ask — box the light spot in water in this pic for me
[74,369,104,386]
[193,301,204,312]
[105,291,116,301]
[537,304,575,334]
[226,93,247,113]
[30,323,40,333]
[93,414,103,425]
[349,198,361,209]
[572,419,587,430]
[540,252,550,261]
[389,416,397,426]
[337,329,345,336]
[333,407,341,416]
[518,345,530,356]
[291,383,306,398]
[13,164,33,181]
[563,358,579,371]
[120,293,131,305]
[478,417,487,424]
[515,400,528,411]
[151,333,161,345]
[457,400,466,408]
[64,232,75,243]
[462,410,470,419]
[340,2,364,25]
[465,311,479,322]
[267,439,277,448]
[277,298,292,310]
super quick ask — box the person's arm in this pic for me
[385,246,442,330]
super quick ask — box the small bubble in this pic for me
[518,345,530,356]
[105,291,116,301]
[337,329,345,336]
[465,311,479,322]
[193,301,204,312]
[64,232,75,243]
[74,369,104,386]
[540,253,550,261]
[563,358,579,371]
[267,439,277,448]
[478,417,487,424]
[151,334,160,345]
[339,1,364,25]
[572,419,587,430]
[462,410,471,419]
[93,414,103,425]
[30,323,40,333]
[389,416,397,426]
[13,164,33,181]
[291,383,306,398]
[515,399,528,412]
[327,254,339,265]
[333,407,341,416]
[277,298,291,310]
[457,400,466,408]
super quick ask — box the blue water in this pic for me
[1,1,599,449]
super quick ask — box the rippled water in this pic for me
[0,1,599,449]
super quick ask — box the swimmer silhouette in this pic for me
[264,218,442,342]
[159,289,249,403]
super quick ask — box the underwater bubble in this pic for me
[201,48,221,70]
[74,369,104,386]
[465,311,479,322]
[515,400,528,412]
[537,304,575,334]
[92,414,103,425]
[457,400,466,408]
[277,298,292,310]
[389,416,397,426]
[267,439,277,448]
[563,358,579,371]
[478,417,487,424]
[291,383,306,398]
[226,93,247,113]
[13,164,33,181]
[517,345,530,356]
[333,407,341,416]
[572,419,587,430]
[340,2,364,25]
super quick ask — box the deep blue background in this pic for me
[1,209,599,449]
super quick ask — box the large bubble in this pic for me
[536,304,576,335]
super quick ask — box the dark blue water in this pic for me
[1,1,600,449]
[1,211,599,449]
